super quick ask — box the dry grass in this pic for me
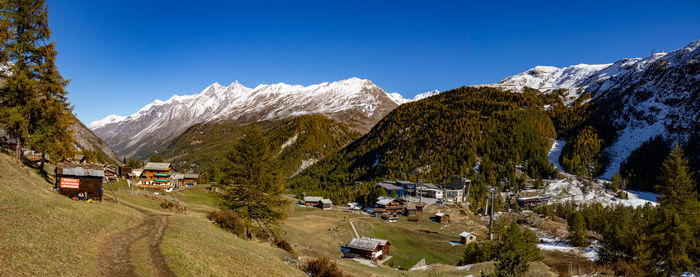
[0,153,143,276]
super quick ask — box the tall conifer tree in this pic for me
[649,144,699,275]
[220,124,288,239]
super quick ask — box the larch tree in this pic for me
[0,0,73,164]
[220,124,288,240]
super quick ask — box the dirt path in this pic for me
[98,203,176,277]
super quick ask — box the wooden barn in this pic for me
[183,173,198,187]
[320,199,332,210]
[56,166,104,201]
[404,202,426,216]
[434,211,450,223]
[341,237,391,261]
[460,231,476,244]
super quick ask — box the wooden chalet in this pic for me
[183,173,198,187]
[404,202,426,216]
[56,166,104,201]
[118,165,132,178]
[434,211,449,223]
[139,162,173,189]
[104,165,118,182]
[303,196,323,206]
[320,199,332,210]
[375,197,404,215]
[460,231,476,244]
[342,237,391,261]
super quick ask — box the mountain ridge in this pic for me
[89,77,414,159]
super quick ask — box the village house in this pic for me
[403,202,426,216]
[443,177,471,203]
[183,173,198,187]
[434,211,449,223]
[376,181,404,197]
[103,165,118,182]
[139,162,173,189]
[460,231,476,244]
[55,166,104,201]
[320,199,333,210]
[375,197,404,215]
[118,165,132,178]
[341,237,391,261]
[303,196,323,206]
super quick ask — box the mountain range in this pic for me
[89,78,434,159]
[90,40,699,180]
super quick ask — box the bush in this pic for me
[275,239,294,254]
[617,191,628,199]
[460,241,496,265]
[459,209,467,216]
[207,210,245,238]
[303,258,348,277]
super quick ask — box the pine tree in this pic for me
[649,144,699,275]
[495,222,541,277]
[567,212,589,247]
[220,124,288,240]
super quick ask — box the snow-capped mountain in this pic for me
[386,89,441,105]
[90,77,405,159]
[480,39,700,179]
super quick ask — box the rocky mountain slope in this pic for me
[90,78,407,159]
[71,119,120,164]
[480,40,700,178]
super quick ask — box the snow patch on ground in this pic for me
[353,258,377,267]
[545,139,657,207]
[537,238,598,261]
[600,120,667,179]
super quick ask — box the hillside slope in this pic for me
[71,118,120,164]
[480,40,700,179]
[0,153,303,276]
[288,86,560,203]
[163,114,360,179]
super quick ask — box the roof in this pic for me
[321,199,332,204]
[144,162,171,171]
[132,169,143,176]
[172,173,184,180]
[184,173,199,179]
[435,212,446,217]
[58,167,105,178]
[376,182,403,191]
[304,196,323,202]
[405,202,417,209]
[444,177,471,190]
[395,180,416,186]
[376,197,396,206]
[459,231,472,237]
[346,237,389,251]
[421,183,438,189]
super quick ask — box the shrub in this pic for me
[303,258,348,277]
[275,239,294,254]
[207,210,245,238]
[460,241,496,265]
[459,209,468,216]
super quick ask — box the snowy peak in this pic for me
[386,89,441,105]
[89,77,401,159]
[87,114,127,129]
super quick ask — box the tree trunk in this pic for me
[40,152,46,177]
[15,138,22,161]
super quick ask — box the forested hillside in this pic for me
[162,114,360,180]
[287,87,561,205]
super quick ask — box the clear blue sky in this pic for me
[48,0,700,124]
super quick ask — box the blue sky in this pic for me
[49,0,700,124]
